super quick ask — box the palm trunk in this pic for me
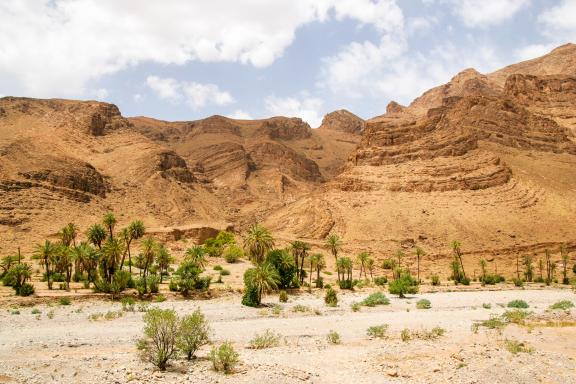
[44,257,52,290]
[299,255,305,284]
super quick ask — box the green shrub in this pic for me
[168,279,178,292]
[400,328,411,342]
[223,245,243,263]
[431,275,440,286]
[361,292,390,307]
[507,300,529,309]
[147,275,160,294]
[220,269,231,276]
[17,283,35,297]
[504,339,534,355]
[481,274,505,285]
[292,304,310,312]
[373,276,387,286]
[209,342,239,374]
[213,265,223,271]
[512,278,524,287]
[31,308,41,315]
[249,329,281,349]
[351,302,361,312]
[326,330,341,344]
[471,315,507,332]
[549,300,574,310]
[389,271,419,298]
[265,249,296,289]
[482,303,492,309]
[381,259,396,270]
[315,276,324,288]
[503,309,530,324]
[241,285,259,307]
[338,279,353,290]
[416,299,431,309]
[324,287,338,307]
[204,231,236,257]
[177,309,210,360]
[366,324,388,338]
[59,297,71,306]
[279,290,288,303]
[154,294,166,302]
[136,308,179,371]
[121,297,135,312]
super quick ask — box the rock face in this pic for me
[319,110,365,134]
[2,45,576,278]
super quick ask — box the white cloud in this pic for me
[538,0,576,40]
[451,0,530,27]
[146,76,234,109]
[265,94,324,128]
[0,0,404,97]
[94,88,109,101]
[228,109,253,119]
[133,93,143,103]
[514,44,555,61]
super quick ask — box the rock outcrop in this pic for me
[318,110,365,134]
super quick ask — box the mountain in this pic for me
[1,44,576,276]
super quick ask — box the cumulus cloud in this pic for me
[228,109,253,119]
[265,94,324,128]
[450,0,530,27]
[146,76,234,109]
[538,0,576,39]
[0,0,404,97]
[94,88,109,101]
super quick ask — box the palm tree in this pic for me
[356,252,369,279]
[102,212,117,239]
[120,220,145,272]
[185,246,207,269]
[155,243,172,283]
[415,247,425,283]
[86,224,107,250]
[308,253,323,290]
[245,263,279,305]
[479,258,487,282]
[561,244,569,283]
[366,257,374,280]
[395,250,405,269]
[59,223,79,247]
[243,224,274,265]
[290,240,310,284]
[451,240,466,279]
[340,257,353,281]
[141,237,157,290]
[35,240,55,290]
[311,253,326,286]
[102,237,124,282]
[325,233,342,282]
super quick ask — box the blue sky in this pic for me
[1,0,575,126]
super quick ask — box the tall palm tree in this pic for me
[325,233,342,281]
[415,247,425,283]
[311,253,325,286]
[102,237,124,282]
[366,257,374,280]
[451,240,466,279]
[356,252,369,279]
[120,220,145,273]
[86,224,107,250]
[35,240,55,290]
[395,250,405,269]
[140,237,157,290]
[102,212,117,240]
[155,243,172,283]
[245,263,279,305]
[291,240,310,284]
[243,224,274,265]
[59,223,79,247]
[185,245,207,269]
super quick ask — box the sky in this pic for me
[0,0,575,127]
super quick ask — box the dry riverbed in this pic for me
[0,288,575,383]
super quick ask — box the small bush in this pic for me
[549,300,574,310]
[220,269,231,276]
[292,304,310,312]
[10,310,20,315]
[209,342,239,374]
[400,328,411,342]
[168,279,178,292]
[504,339,534,355]
[338,279,353,290]
[59,297,71,306]
[17,283,35,297]
[154,294,166,303]
[512,278,524,287]
[47,310,55,319]
[481,274,506,285]
[389,271,419,298]
[31,308,41,315]
[147,275,160,294]
[361,292,390,307]
[104,310,123,320]
[223,245,243,263]
[366,324,388,339]
[326,330,341,344]
[507,300,529,309]
[136,308,179,371]
[121,297,136,312]
[249,329,281,349]
[381,259,396,270]
[351,302,361,312]
[137,302,150,312]
[279,290,288,303]
[416,299,431,309]
[241,285,259,307]
[482,303,492,309]
[503,309,530,324]
[471,315,507,332]
[177,309,210,360]
[213,265,223,271]
[271,304,282,316]
[431,275,440,286]
[324,287,338,307]
[373,276,387,286]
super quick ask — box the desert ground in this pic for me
[1,280,575,384]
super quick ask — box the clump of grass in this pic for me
[220,269,231,276]
[47,310,55,319]
[104,310,123,320]
[326,330,341,344]
[209,342,239,374]
[504,339,534,355]
[137,302,150,312]
[482,303,492,309]
[324,287,338,307]
[416,299,431,309]
[400,328,411,342]
[471,315,507,333]
[213,265,223,271]
[121,297,136,312]
[10,310,20,315]
[292,304,310,313]
[507,300,529,309]
[279,290,288,303]
[351,302,361,312]
[89,313,102,321]
[549,300,574,310]
[271,304,282,316]
[31,308,41,315]
[59,297,71,306]
[361,292,390,307]
[154,294,166,303]
[366,324,388,339]
[249,329,281,349]
[502,309,530,324]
